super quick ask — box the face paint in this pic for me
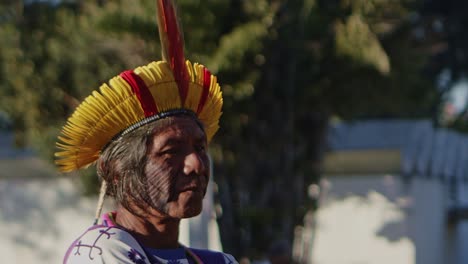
[144,156,174,214]
[144,116,210,218]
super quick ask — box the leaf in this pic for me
[209,21,268,72]
[335,14,390,74]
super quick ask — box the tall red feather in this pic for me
[156,0,189,105]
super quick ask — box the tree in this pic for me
[214,0,437,260]
[0,0,439,261]
[418,0,468,131]
[0,1,152,191]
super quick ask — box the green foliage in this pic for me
[419,0,468,132]
[0,0,440,260]
[335,14,390,74]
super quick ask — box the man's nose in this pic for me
[183,151,205,176]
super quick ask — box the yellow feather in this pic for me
[55,60,223,172]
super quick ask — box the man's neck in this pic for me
[115,206,181,249]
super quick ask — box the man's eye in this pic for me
[160,148,179,156]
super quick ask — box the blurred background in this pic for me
[0,0,467,263]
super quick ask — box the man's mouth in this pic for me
[181,186,203,194]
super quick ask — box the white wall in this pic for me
[310,175,447,264]
[445,182,468,264]
[0,177,102,263]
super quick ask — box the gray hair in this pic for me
[97,117,177,215]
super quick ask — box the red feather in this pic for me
[156,0,189,105]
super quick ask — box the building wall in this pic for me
[311,175,447,264]
[0,177,102,263]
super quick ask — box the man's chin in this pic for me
[164,200,203,219]
[182,203,203,218]
[182,212,201,219]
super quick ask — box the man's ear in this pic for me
[97,158,120,185]
[111,160,122,186]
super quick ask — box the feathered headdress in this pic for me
[55,0,222,173]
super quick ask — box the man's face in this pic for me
[144,116,210,219]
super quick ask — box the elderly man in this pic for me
[58,1,237,263]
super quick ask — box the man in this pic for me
[57,1,237,263]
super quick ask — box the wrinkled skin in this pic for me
[144,116,210,219]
